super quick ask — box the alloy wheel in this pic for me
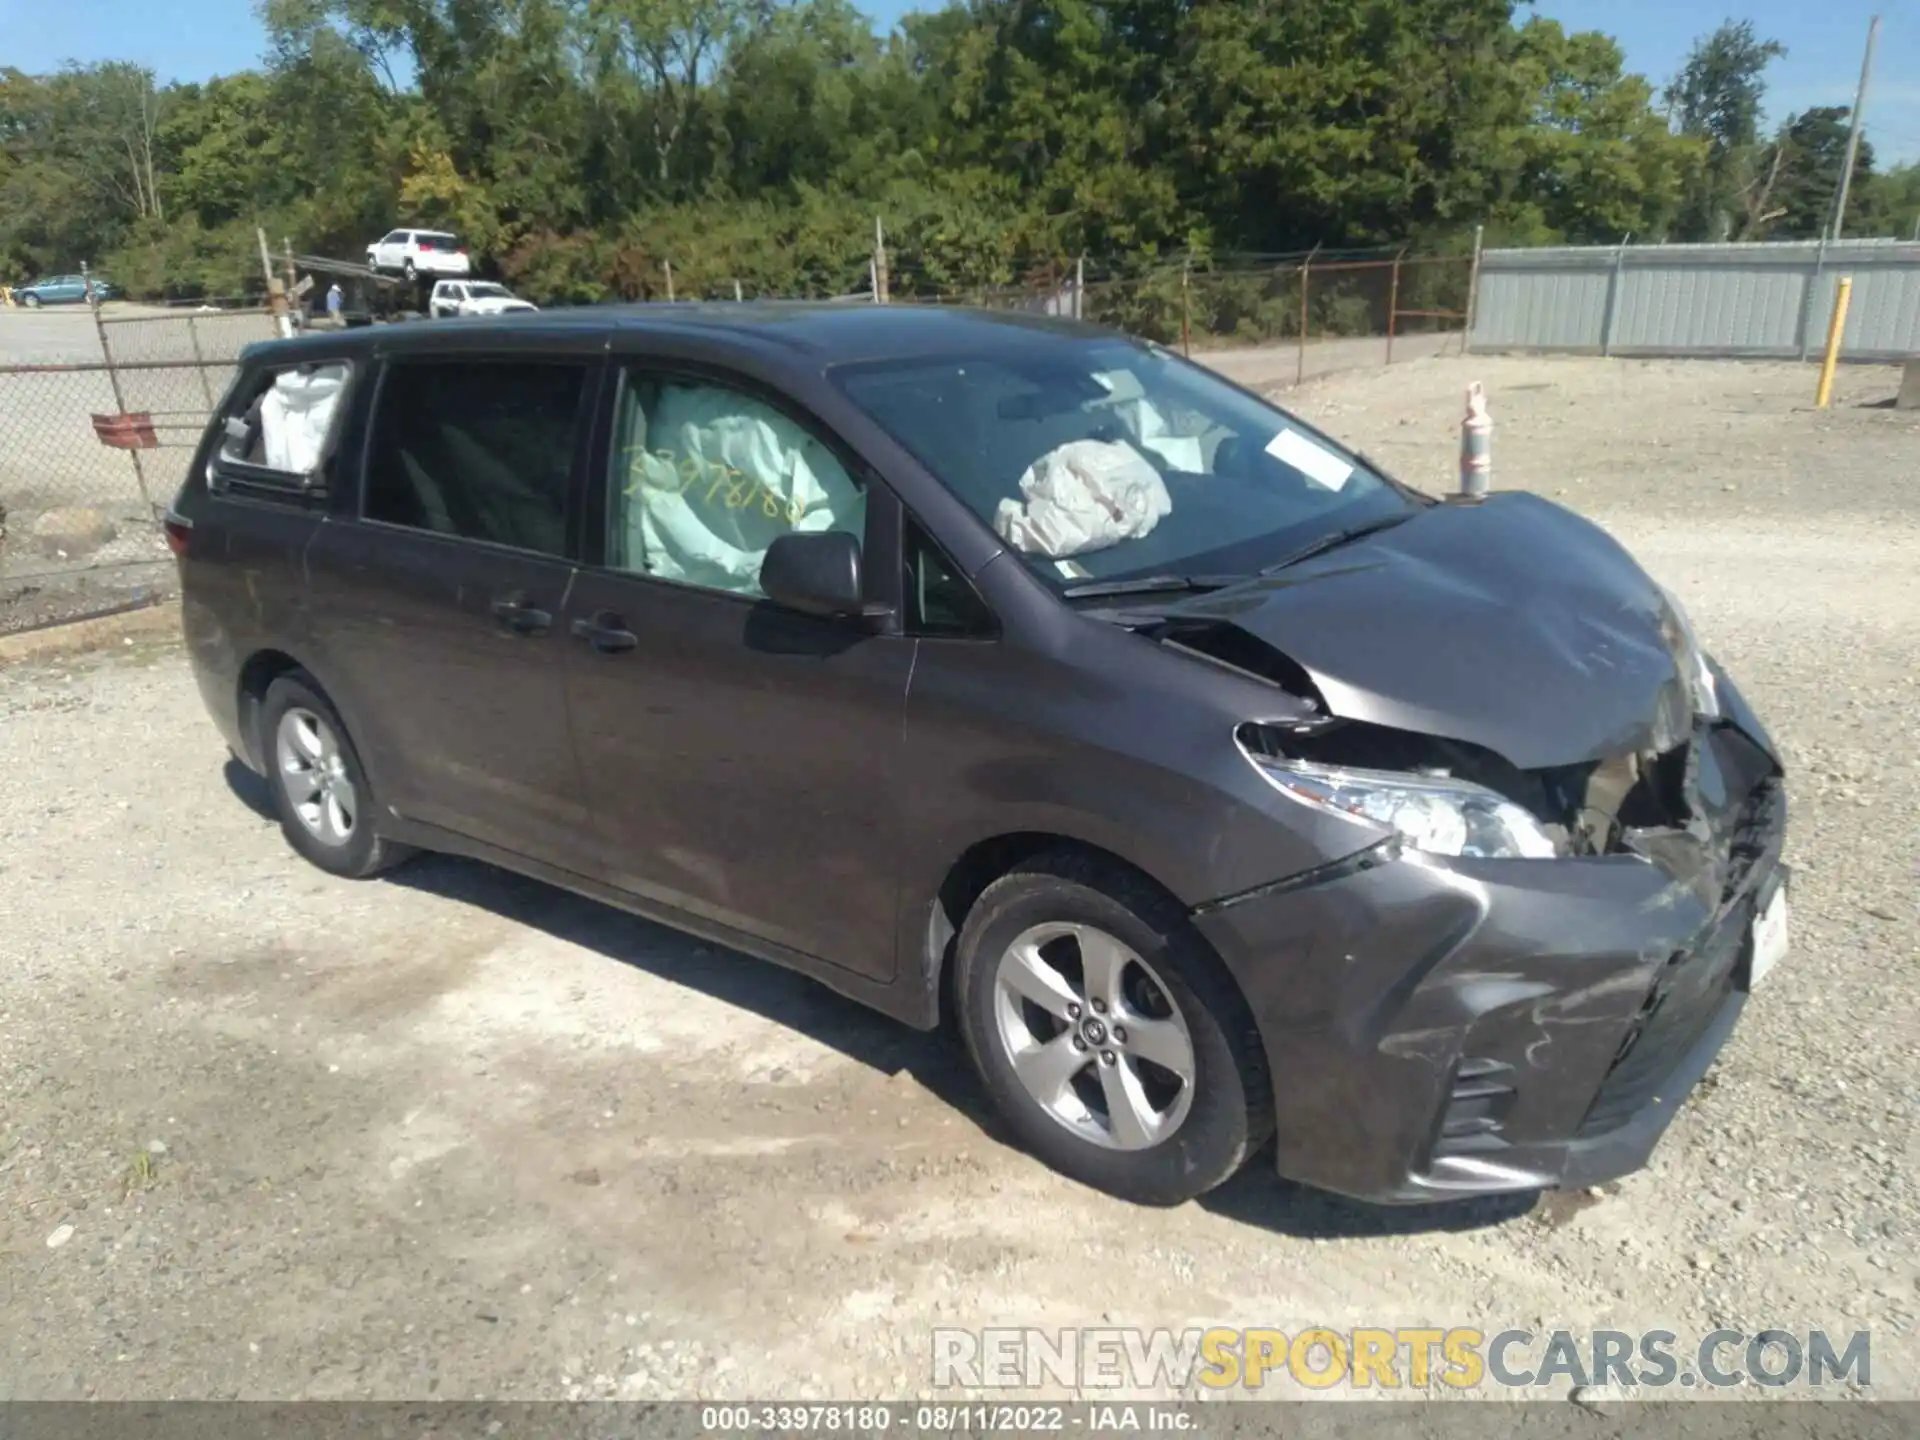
[991,922,1196,1150]
[274,706,357,848]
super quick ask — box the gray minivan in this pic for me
[168,304,1788,1207]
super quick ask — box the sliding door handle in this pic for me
[570,612,638,654]
[490,593,552,635]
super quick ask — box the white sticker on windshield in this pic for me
[1266,428,1355,490]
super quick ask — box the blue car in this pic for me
[13,274,117,307]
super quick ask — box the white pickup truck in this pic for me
[428,280,539,318]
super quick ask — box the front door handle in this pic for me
[491,593,552,636]
[570,611,638,654]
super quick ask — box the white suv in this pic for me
[365,229,472,280]
[429,280,538,318]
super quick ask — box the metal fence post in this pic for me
[1385,246,1406,365]
[1297,244,1319,385]
[185,316,217,408]
[86,281,157,518]
[1180,257,1192,358]
[1462,225,1484,355]
[1600,235,1630,358]
[1798,238,1829,362]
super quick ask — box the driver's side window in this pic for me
[607,370,867,599]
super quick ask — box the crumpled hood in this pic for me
[1157,492,1698,770]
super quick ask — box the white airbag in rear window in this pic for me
[258,365,347,474]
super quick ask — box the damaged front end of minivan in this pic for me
[1131,494,1789,1203]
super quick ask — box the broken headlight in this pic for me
[1241,753,1562,859]
[1659,586,1722,721]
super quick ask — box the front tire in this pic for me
[955,851,1273,1205]
[259,673,412,879]
[22,293,40,309]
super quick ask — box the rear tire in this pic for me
[259,673,413,879]
[954,850,1273,1205]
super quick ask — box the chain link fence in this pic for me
[918,250,1473,383]
[0,302,274,632]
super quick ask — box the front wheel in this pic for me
[22,293,40,309]
[955,852,1273,1205]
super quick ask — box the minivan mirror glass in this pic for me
[761,531,865,618]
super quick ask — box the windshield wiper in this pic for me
[1259,513,1414,575]
[1061,573,1246,600]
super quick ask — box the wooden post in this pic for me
[1815,276,1854,408]
[1180,257,1192,358]
[734,278,743,303]
[1075,254,1085,320]
[874,216,890,305]
[258,226,292,337]
[1385,247,1407,365]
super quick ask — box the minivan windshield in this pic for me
[836,338,1417,590]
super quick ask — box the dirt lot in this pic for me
[1,354,1916,1403]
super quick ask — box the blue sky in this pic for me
[4,0,1915,162]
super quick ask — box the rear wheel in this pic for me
[260,673,412,879]
[955,851,1272,1205]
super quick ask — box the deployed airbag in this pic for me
[257,366,346,474]
[994,439,1171,559]
[621,385,866,594]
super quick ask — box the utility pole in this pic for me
[1830,14,1880,242]
[873,216,890,305]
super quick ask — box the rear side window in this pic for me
[210,361,352,492]
[361,359,588,557]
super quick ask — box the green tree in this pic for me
[1862,161,1920,241]
[1665,19,1786,241]
[1754,106,1876,240]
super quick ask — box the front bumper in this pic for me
[1193,725,1786,1205]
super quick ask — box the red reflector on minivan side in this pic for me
[163,513,193,557]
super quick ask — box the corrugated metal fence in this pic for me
[1468,240,1920,361]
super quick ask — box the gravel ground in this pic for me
[0,353,1916,1404]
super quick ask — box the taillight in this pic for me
[163,512,193,557]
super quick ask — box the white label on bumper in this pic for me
[1750,889,1789,988]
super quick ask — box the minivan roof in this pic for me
[240,303,1123,369]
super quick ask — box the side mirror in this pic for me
[761,530,870,619]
